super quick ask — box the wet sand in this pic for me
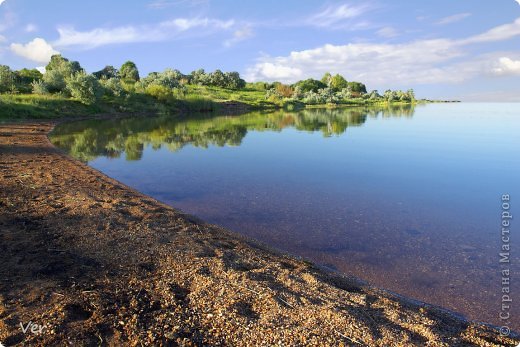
[0,121,517,346]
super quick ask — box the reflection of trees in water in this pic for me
[50,104,416,162]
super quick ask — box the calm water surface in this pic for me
[51,103,520,329]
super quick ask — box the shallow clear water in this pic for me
[51,103,520,329]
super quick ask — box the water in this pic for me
[50,103,520,329]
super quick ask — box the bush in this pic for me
[145,84,172,102]
[43,69,68,94]
[99,78,124,97]
[31,80,49,95]
[275,84,293,98]
[66,71,102,105]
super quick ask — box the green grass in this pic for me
[0,94,98,119]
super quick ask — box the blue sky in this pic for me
[1,0,519,100]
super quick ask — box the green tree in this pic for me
[120,61,140,82]
[224,71,246,89]
[15,68,43,93]
[347,81,367,94]
[330,74,348,91]
[292,78,326,93]
[93,65,118,79]
[321,72,332,87]
[0,65,16,93]
[46,55,82,74]
[43,55,83,93]
[407,89,416,101]
[209,69,226,87]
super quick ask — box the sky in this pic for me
[0,0,519,101]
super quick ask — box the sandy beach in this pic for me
[0,120,517,346]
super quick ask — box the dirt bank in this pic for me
[0,121,517,346]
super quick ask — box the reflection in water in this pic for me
[50,103,520,329]
[51,104,415,162]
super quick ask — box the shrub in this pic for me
[43,69,68,94]
[31,80,49,95]
[145,84,172,102]
[99,78,124,97]
[66,71,102,105]
[275,83,293,98]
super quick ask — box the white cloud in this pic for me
[54,17,235,49]
[224,25,253,47]
[246,40,465,85]
[493,57,520,75]
[376,26,399,38]
[462,17,520,44]
[0,0,6,5]
[246,16,520,86]
[10,38,59,63]
[308,3,371,29]
[516,0,520,6]
[436,13,471,25]
[250,62,303,80]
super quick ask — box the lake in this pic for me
[50,103,520,329]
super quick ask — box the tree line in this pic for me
[0,55,415,106]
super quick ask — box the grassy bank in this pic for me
[0,89,420,121]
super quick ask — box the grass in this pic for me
[0,94,98,119]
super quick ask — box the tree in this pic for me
[224,71,246,89]
[292,78,326,93]
[189,69,206,84]
[407,89,416,101]
[347,81,367,94]
[66,71,103,105]
[329,74,348,91]
[46,54,82,74]
[16,68,43,93]
[369,90,381,100]
[93,65,118,79]
[0,65,16,93]
[120,61,140,82]
[99,78,124,97]
[43,55,83,93]
[321,72,332,87]
[209,69,226,87]
[139,69,181,89]
[16,68,43,84]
